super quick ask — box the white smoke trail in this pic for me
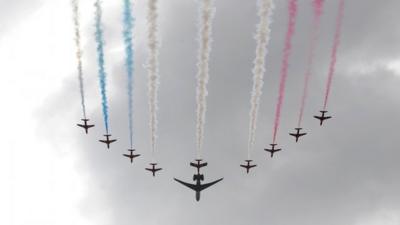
[146,0,160,159]
[247,0,274,159]
[71,0,87,119]
[195,0,216,159]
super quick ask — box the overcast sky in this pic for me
[1,0,400,225]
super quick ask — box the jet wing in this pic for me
[109,139,117,143]
[249,165,257,168]
[174,178,198,191]
[87,125,95,128]
[155,168,162,172]
[289,133,296,137]
[199,178,223,191]
[299,133,307,137]
[77,124,85,128]
[99,140,107,143]
[123,154,130,157]
[314,116,322,120]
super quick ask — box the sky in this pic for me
[1,0,400,225]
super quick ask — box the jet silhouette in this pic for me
[240,160,257,174]
[77,119,94,134]
[146,163,162,177]
[174,159,223,201]
[99,134,116,149]
[264,144,282,158]
[314,110,332,126]
[289,128,307,142]
[123,149,140,163]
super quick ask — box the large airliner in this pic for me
[174,159,223,201]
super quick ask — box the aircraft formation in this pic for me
[71,0,345,201]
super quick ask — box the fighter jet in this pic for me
[264,144,282,158]
[190,159,208,173]
[99,134,116,149]
[174,159,223,201]
[240,160,257,174]
[146,163,162,177]
[123,149,140,163]
[77,119,94,134]
[289,128,307,142]
[314,110,332,126]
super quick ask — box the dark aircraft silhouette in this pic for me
[77,119,94,134]
[314,110,332,126]
[99,134,116,149]
[190,159,208,173]
[146,163,162,177]
[289,128,307,142]
[240,160,257,174]
[264,144,282,158]
[123,149,140,163]
[174,159,223,201]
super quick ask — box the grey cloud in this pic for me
[0,0,43,33]
[37,0,400,224]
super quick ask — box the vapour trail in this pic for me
[323,0,345,110]
[195,0,215,159]
[272,0,298,144]
[72,0,87,119]
[146,0,160,158]
[297,0,324,127]
[123,0,135,148]
[247,0,275,159]
[94,0,110,134]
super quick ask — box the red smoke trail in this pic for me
[323,0,345,110]
[272,0,298,144]
[297,0,324,127]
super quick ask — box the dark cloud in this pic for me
[38,0,400,224]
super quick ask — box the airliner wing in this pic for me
[199,178,223,191]
[174,178,197,191]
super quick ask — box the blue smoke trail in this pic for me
[123,0,135,148]
[94,0,109,134]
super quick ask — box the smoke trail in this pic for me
[272,0,298,144]
[94,0,110,134]
[123,0,135,148]
[247,0,275,159]
[195,0,215,158]
[146,0,160,157]
[72,0,87,119]
[323,0,345,110]
[297,0,324,127]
